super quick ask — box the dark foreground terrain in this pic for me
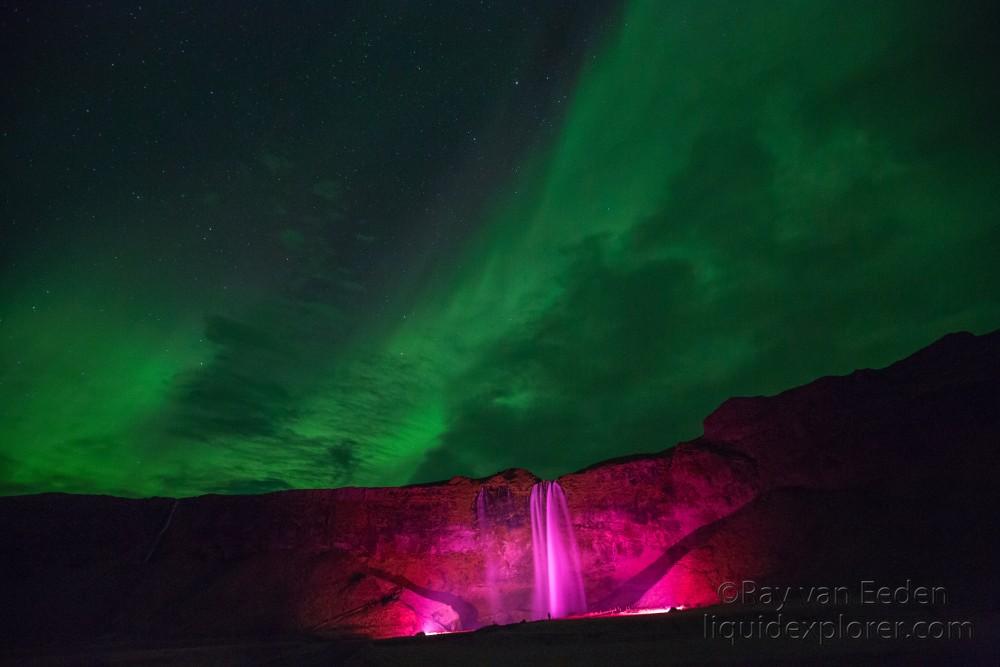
[5,605,998,666]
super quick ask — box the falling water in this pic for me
[530,480,586,619]
[475,487,503,621]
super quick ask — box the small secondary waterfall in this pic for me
[530,481,586,619]
[475,487,505,621]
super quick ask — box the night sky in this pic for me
[2,0,998,497]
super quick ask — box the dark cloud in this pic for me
[411,4,1000,482]
[3,0,998,496]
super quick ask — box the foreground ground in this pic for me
[5,604,998,666]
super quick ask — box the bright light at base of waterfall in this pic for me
[580,606,685,618]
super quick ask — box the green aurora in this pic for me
[2,0,999,496]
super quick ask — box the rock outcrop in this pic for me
[1,330,997,645]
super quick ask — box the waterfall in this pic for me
[475,487,503,621]
[530,480,586,619]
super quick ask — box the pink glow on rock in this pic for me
[636,550,721,611]
[392,589,460,637]
[530,481,587,619]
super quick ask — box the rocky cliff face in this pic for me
[2,331,998,645]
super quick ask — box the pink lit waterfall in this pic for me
[530,480,586,619]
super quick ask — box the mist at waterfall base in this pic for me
[462,480,672,635]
